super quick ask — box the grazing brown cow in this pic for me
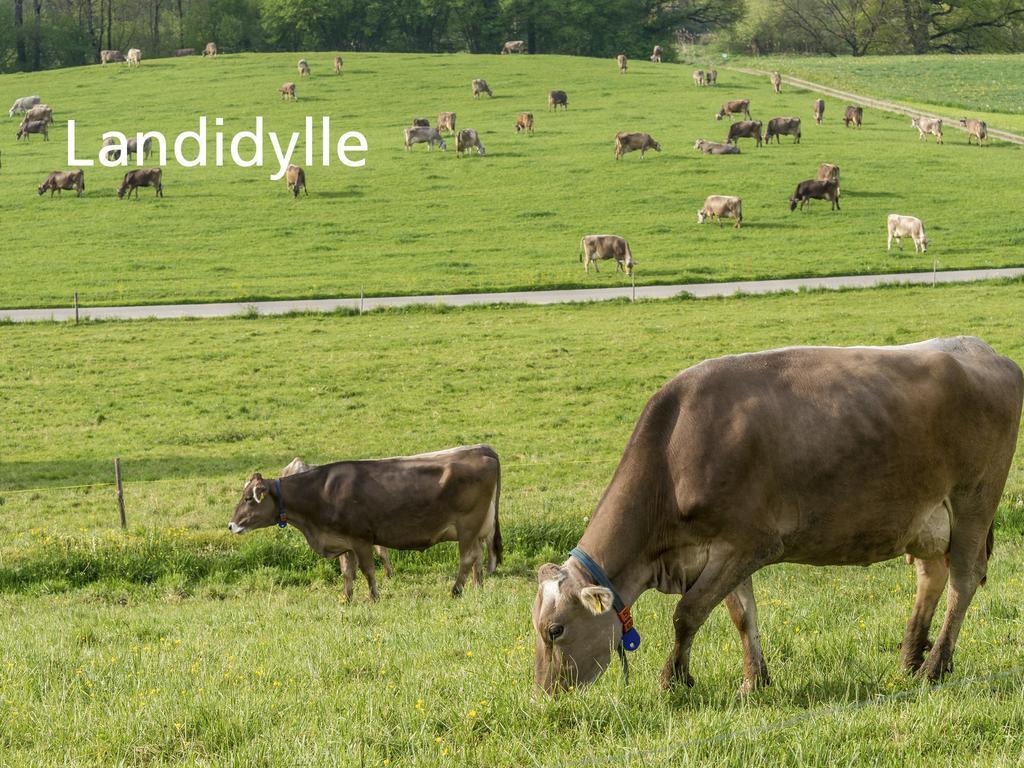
[614,132,661,160]
[24,104,53,125]
[548,90,568,110]
[813,98,825,125]
[117,168,163,199]
[726,120,762,147]
[279,82,297,100]
[580,234,635,275]
[790,178,840,211]
[285,165,307,197]
[230,445,503,600]
[437,112,457,135]
[100,135,152,162]
[912,117,943,144]
[617,54,628,74]
[472,79,493,98]
[705,69,717,85]
[844,105,863,128]
[515,112,534,134]
[100,49,125,64]
[203,42,218,57]
[816,163,841,190]
[697,195,742,228]
[764,116,801,144]
[693,70,705,87]
[37,170,84,197]
[456,128,486,157]
[501,40,527,54]
[716,99,751,121]
[297,59,311,77]
[16,120,48,141]
[959,118,987,145]
[770,71,782,93]
[650,45,663,63]
[334,56,343,75]
[412,117,430,128]
[174,48,196,56]
[533,337,1023,695]
[694,139,740,155]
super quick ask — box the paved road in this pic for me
[3,268,1021,323]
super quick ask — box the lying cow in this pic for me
[285,164,307,197]
[230,445,503,599]
[697,195,742,228]
[764,116,801,144]
[297,58,311,77]
[37,170,84,197]
[694,139,740,155]
[614,132,661,160]
[912,116,942,144]
[887,214,928,253]
[515,112,534,134]
[705,69,717,85]
[693,70,705,87]
[813,98,825,125]
[533,337,1023,695]
[726,120,762,147]
[770,71,782,93]
[404,126,446,152]
[816,163,840,190]
[472,79,493,98]
[9,95,40,117]
[279,82,297,100]
[789,178,840,211]
[16,120,48,141]
[959,118,987,145]
[650,45,663,63]
[501,40,527,54]
[280,457,394,599]
[716,99,751,121]
[548,91,568,110]
[617,54,627,74]
[580,234,635,275]
[117,168,163,199]
[203,42,218,57]
[437,111,456,134]
[456,128,486,157]
[100,49,125,64]
[334,56,343,75]
[844,105,863,128]
[126,48,142,68]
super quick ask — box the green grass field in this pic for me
[3,282,1024,766]
[728,53,1024,133]
[2,52,1023,309]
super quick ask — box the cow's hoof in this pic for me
[659,669,695,691]
[451,585,463,598]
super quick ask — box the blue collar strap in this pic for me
[273,479,287,528]
[569,546,642,655]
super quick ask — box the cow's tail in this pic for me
[578,238,584,263]
[487,456,503,573]
[981,522,995,586]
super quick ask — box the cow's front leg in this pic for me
[353,543,379,602]
[725,577,770,694]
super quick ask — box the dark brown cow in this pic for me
[37,170,85,197]
[230,445,503,600]
[705,69,717,85]
[412,117,431,128]
[764,116,801,144]
[716,99,751,121]
[16,120,48,141]
[533,337,1023,695]
[614,132,661,160]
[117,168,163,199]
[844,105,863,128]
[789,178,840,211]
[813,99,825,125]
[726,120,762,147]
[548,91,568,110]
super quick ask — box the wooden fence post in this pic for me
[114,458,126,529]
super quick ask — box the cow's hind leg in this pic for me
[353,543,379,602]
[376,546,394,578]
[902,556,948,672]
[451,530,480,597]
[725,577,770,694]
[340,551,357,603]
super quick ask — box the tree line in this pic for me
[2,0,1023,72]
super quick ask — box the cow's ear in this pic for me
[579,586,614,616]
[537,563,562,584]
[251,472,264,482]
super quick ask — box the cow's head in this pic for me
[697,208,707,224]
[651,139,662,152]
[920,236,928,252]
[789,197,798,212]
[37,180,48,196]
[229,473,276,533]
[533,561,619,695]
[715,111,724,121]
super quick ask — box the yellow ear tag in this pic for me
[590,594,605,613]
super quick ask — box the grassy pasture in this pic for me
[2,282,1024,765]
[1,52,1023,309]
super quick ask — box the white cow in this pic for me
[9,95,40,117]
[887,214,928,253]
[911,116,942,143]
[126,48,142,68]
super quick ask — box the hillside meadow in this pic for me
[2,282,1024,766]
[1,52,1022,309]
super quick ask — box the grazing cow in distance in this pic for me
[705,69,717,85]
[813,98,825,125]
[456,128,486,157]
[472,79,493,98]
[436,112,456,135]
[515,112,534,134]
[279,82,297,100]
[405,125,447,152]
[37,170,84,197]
[101,136,153,162]
[9,95,40,117]
[548,90,568,110]
[126,48,142,68]
[844,105,863,128]
[816,163,841,190]
[694,139,740,155]
[230,445,503,600]
[698,195,742,228]
[297,59,310,77]
[651,45,663,63]
[501,40,527,54]
[285,165,307,198]
[693,70,705,86]
[615,132,661,160]
[174,48,196,56]
[203,42,218,57]
[764,116,801,144]
[911,116,943,144]
[617,54,627,74]
[887,214,928,253]
[16,120,48,141]
[580,234,635,275]
[334,56,343,75]
[117,168,163,199]
[770,71,782,93]
[533,337,1023,695]
[412,117,430,127]
[959,118,987,145]
[790,178,840,211]
[100,49,125,64]
[716,99,751,121]
[727,120,762,147]
[24,104,53,125]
